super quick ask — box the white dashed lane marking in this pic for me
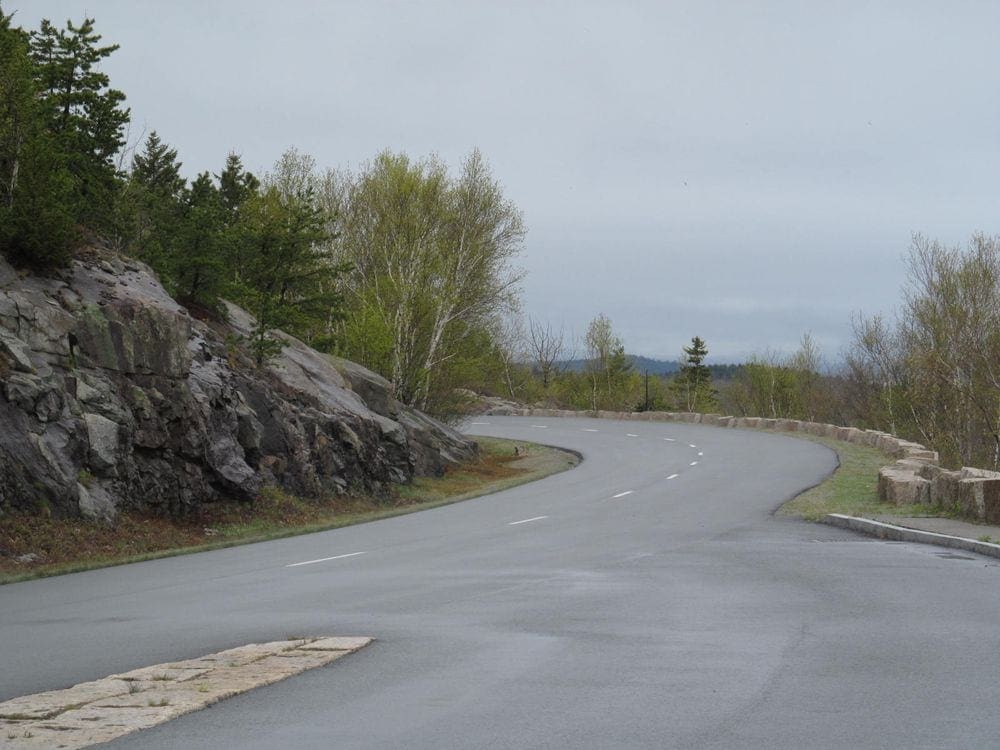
[286,551,367,568]
[612,490,635,499]
[531,425,548,429]
[667,474,679,480]
[583,429,599,432]
[626,433,638,437]
[690,461,699,466]
[508,516,548,526]
[664,438,676,442]
[688,444,697,448]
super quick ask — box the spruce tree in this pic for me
[217,152,258,218]
[131,131,184,195]
[126,130,185,273]
[671,336,718,412]
[173,172,227,312]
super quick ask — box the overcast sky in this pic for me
[11,1,1000,361]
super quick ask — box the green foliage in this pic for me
[125,130,185,271]
[335,149,524,414]
[718,334,836,423]
[28,15,129,231]
[583,314,634,410]
[173,172,228,311]
[669,336,718,412]
[0,9,77,268]
[846,235,1000,469]
[231,184,346,365]
[217,152,259,217]
[0,130,77,268]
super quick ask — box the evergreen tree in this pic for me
[173,171,227,311]
[216,152,259,283]
[126,130,185,272]
[0,8,30,211]
[671,336,718,412]
[232,184,345,364]
[131,130,184,195]
[29,16,129,230]
[0,8,77,268]
[217,151,258,218]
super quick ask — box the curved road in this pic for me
[3,416,1000,748]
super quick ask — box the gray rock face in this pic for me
[329,356,476,476]
[0,252,476,521]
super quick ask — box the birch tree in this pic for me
[336,149,525,412]
[526,317,565,391]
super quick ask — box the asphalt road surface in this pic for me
[3,416,1000,749]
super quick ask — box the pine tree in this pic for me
[0,8,77,268]
[232,184,344,364]
[29,16,129,230]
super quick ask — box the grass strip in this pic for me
[778,433,937,521]
[0,437,578,585]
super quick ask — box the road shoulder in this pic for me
[821,513,1000,559]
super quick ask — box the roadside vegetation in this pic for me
[0,438,579,584]
[778,434,940,522]
[504,234,1000,475]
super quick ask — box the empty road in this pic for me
[2,416,999,748]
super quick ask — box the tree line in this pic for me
[3,11,996,466]
[0,10,523,415]
[510,234,999,472]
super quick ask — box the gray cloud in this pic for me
[13,0,1000,360]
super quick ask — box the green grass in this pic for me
[778,433,935,521]
[0,438,579,585]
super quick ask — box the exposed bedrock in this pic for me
[0,252,475,522]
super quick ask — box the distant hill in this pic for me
[627,355,682,375]
[555,355,679,375]
[555,356,744,380]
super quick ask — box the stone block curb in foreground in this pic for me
[821,514,1000,560]
[0,636,373,749]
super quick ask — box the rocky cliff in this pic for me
[0,250,476,522]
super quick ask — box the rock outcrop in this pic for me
[0,250,476,522]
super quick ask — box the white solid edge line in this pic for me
[286,551,367,568]
[508,515,549,526]
[690,461,699,466]
[470,421,490,425]
[612,490,634,498]
[667,473,679,479]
